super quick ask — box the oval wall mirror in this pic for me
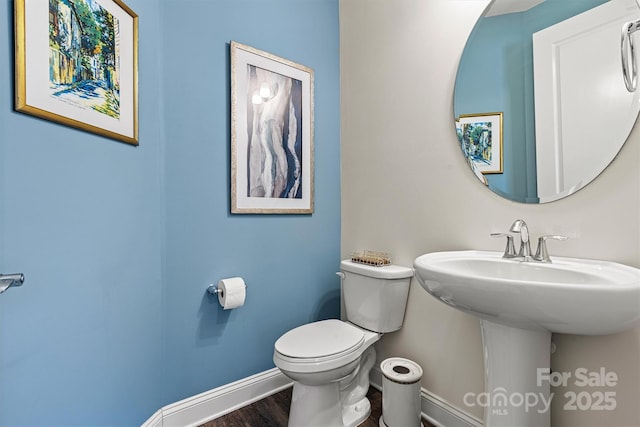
[454,0,640,203]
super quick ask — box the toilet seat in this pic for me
[276,319,365,358]
[274,319,366,373]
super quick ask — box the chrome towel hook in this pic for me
[621,20,640,92]
[0,273,25,294]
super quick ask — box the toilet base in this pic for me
[284,346,380,427]
[342,396,371,427]
[288,381,344,427]
[341,345,376,427]
[287,381,372,427]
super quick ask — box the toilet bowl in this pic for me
[273,260,414,427]
[274,319,381,427]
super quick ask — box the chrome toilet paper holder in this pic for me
[207,279,247,297]
[0,273,25,294]
[206,277,247,310]
[207,284,223,296]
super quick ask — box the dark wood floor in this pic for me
[200,386,434,427]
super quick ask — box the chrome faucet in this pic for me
[509,219,532,260]
[492,220,568,263]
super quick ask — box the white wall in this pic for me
[340,0,640,425]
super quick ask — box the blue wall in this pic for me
[454,12,531,202]
[160,0,341,406]
[0,0,165,424]
[0,0,340,425]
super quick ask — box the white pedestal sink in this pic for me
[414,250,640,427]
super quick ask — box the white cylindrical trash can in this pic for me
[379,357,423,427]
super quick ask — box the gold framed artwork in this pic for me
[456,112,504,174]
[15,0,139,145]
[230,41,314,214]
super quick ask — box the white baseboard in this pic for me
[141,368,293,427]
[143,366,483,427]
[370,366,483,427]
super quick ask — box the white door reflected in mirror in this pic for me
[533,0,640,202]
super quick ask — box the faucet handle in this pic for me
[491,232,517,258]
[533,235,568,263]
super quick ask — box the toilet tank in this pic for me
[340,260,414,333]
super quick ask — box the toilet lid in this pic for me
[275,319,365,359]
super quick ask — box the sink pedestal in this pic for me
[480,320,551,427]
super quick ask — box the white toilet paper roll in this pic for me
[217,277,246,310]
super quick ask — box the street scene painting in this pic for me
[49,0,120,119]
[15,0,138,144]
[456,112,503,174]
[231,41,314,214]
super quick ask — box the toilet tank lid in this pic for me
[340,260,414,279]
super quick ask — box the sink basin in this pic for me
[414,250,640,335]
[414,250,640,427]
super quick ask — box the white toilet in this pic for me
[273,259,414,427]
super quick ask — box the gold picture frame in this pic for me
[230,41,314,214]
[15,0,139,145]
[456,112,504,174]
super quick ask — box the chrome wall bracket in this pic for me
[207,284,222,296]
[0,273,25,294]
